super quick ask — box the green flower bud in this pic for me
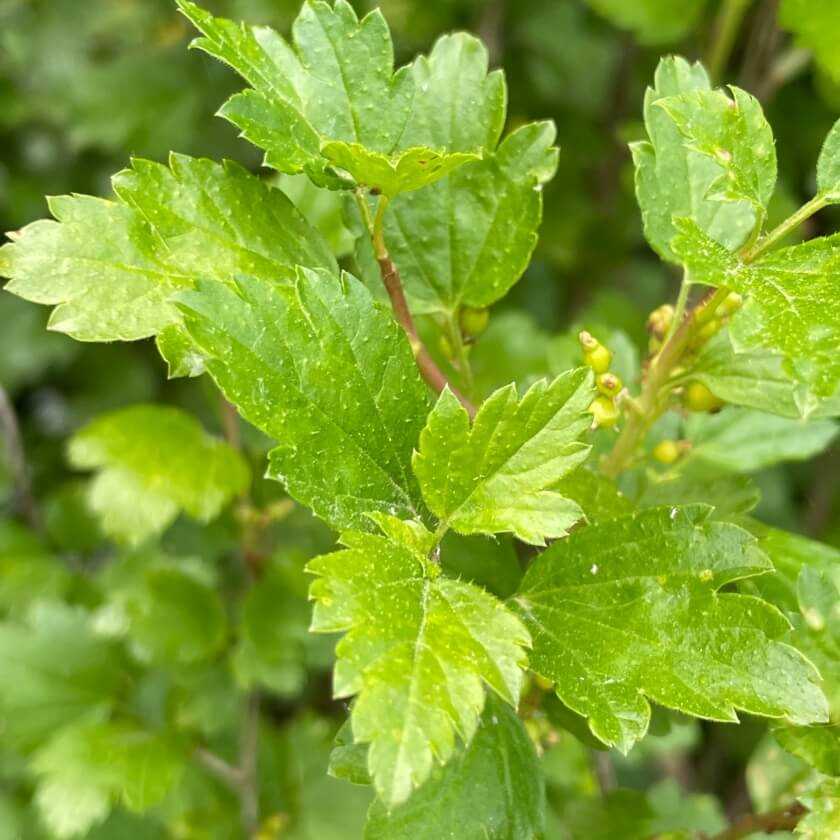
[652,440,681,465]
[684,381,724,412]
[438,333,454,360]
[588,395,620,428]
[596,372,622,397]
[459,306,489,338]
[646,304,674,339]
[579,331,612,374]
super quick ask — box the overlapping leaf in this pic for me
[682,407,838,473]
[412,368,594,545]
[31,721,184,839]
[0,154,336,349]
[177,0,480,196]
[689,330,806,418]
[0,603,125,751]
[631,56,759,262]
[363,695,545,839]
[176,269,430,531]
[514,505,828,752]
[68,404,249,545]
[307,513,530,806]
[673,218,840,412]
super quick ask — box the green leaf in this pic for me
[0,603,124,751]
[329,719,371,787]
[177,1,478,197]
[0,521,71,617]
[553,469,635,524]
[321,142,480,198]
[68,404,249,545]
[307,514,530,806]
[383,120,558,315]
[817,117,840,201]
[514,505,828,753]
[639,472,760,518]
[412,369,593,545]
[689,330,805,418]
[791,567,840,717]
[673,218,840,411]
[683,407,838,473]
[745,524,840,614]
[582,0,707,44]
[775,724,840,776]
[779,0,840,83]
[100,556,227,667]
[631,56,757,263]
[275,173,355,257]
[0,154,336,343]
[797,779,840,838]
[31,721,183,838]
[656,85,776,221]
[364,694,545,839]
[176,269,431,532]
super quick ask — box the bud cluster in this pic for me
[579,331,622,429]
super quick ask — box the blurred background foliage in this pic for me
[0,0,839,837]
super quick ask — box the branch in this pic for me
[360,192,476,418]
[711,801,806,840]
[376,256,476,417]
[0,384,38,528]
[194,746,244,790]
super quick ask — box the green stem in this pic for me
[740,194,828,263]
[601,287,730,478]
[443,314,475,398]
[707,0,752,82]
[661,269,691,348]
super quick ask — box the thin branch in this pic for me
[0,384,38,528]
[219,397,242,451]
[360,191,476,417]
[377,256,476,417]
[710,801,806,840]
[194,746,244,790]
[592,750,617,795]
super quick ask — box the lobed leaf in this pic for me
[0,154,335,348]
[673,218,840,412]
[307,513,530,806]
[631,56,757,262]
[68,404,249,545]
[412,368,594,545]
[514,505,828,753]
[177,0,478,196]
[31,721,183,838]
[363,695,545,839]
[176,269,430,532]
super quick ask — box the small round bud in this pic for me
[597,372,622,398]
[684,382,724,412]
[459,306,489,338]
[438,333,454,360]
[579,331,613,373]
[652,440,681,465]
[588,395,620,428]
[647,304,674,339]
[719,291,743,316]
